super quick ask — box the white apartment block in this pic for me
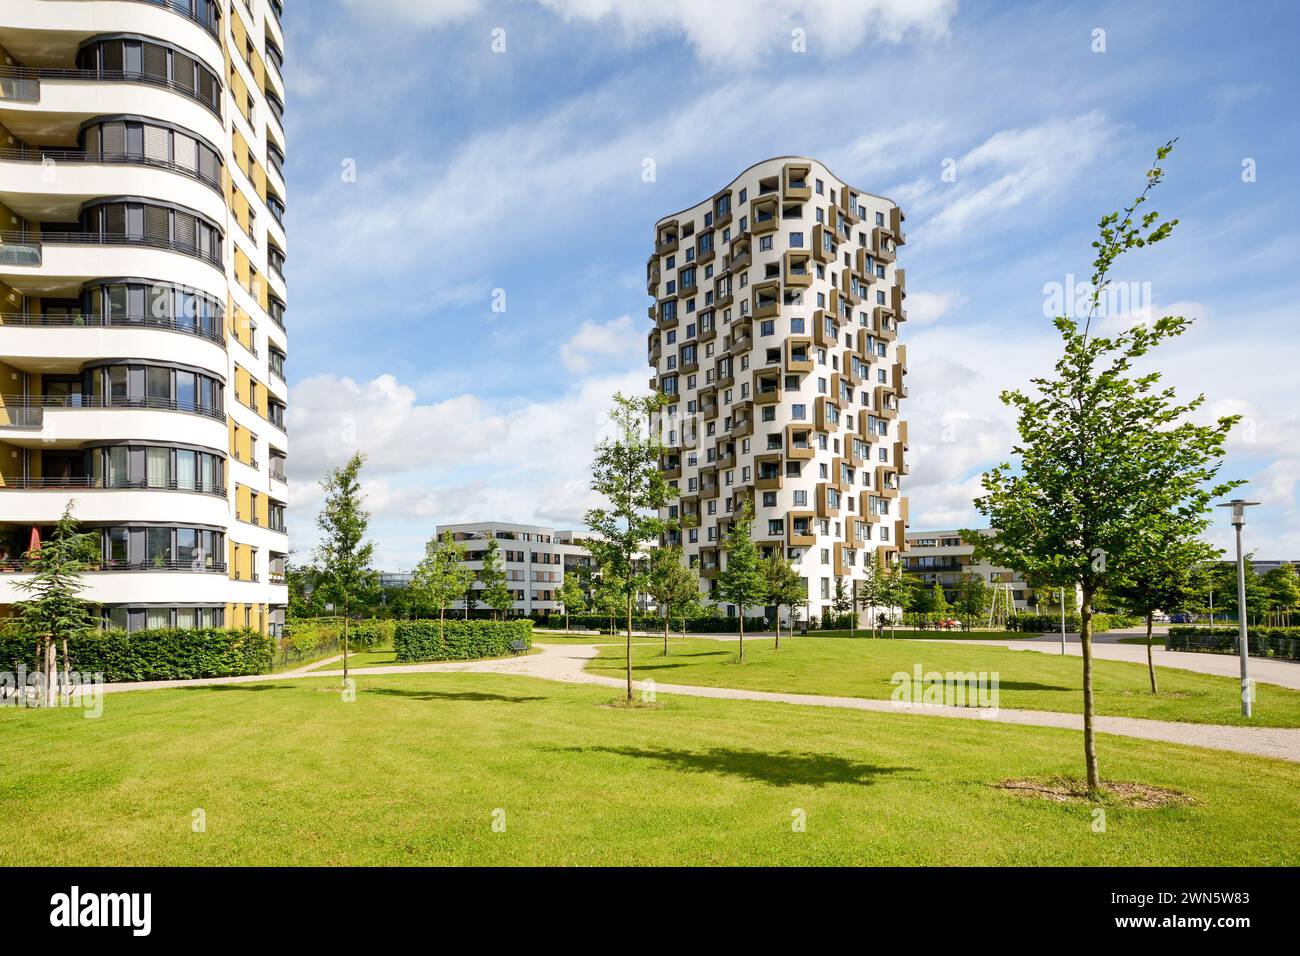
[438,522,597,616]
[647,157,909,620]
[903,530,1035,611]
[0,0,290,634]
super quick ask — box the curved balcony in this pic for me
[3,1,222,63]
[0,397,228,450]
[0,65,220,117]
[0,312,225,350]
[0,482,229,526]
[0,228,223,273]
[0,143,222,198]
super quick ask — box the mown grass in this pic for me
[1,670,1296,865]
[587,637,1300,727]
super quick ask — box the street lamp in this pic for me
[1217,498,1260,717]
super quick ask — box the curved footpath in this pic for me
[79,641,1300,764]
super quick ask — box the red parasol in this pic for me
[28,526,40,553]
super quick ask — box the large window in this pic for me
[80,117,222,190]
[97,525,225,571]
[76,36,222,115]
[80,362,225,419]
[77,199,224,267]
[105,605,225,633]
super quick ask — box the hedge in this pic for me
[283,618,393,653]
[1167,626,1300,661]
[1006,612,1140,633]
[535,613,769,633]
[0,627,273,682]
[394,619,533,662]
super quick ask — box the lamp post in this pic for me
[1217,498,1260,718]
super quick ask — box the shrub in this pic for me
[1167,625,1300,660]
[394,619,533,662]
[0,627,273,682]
[1007,612,1140,633]
[533,613,767,634]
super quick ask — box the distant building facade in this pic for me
[902,529,1035,611]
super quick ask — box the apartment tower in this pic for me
[0,0,289,634]
[647,157,908,620]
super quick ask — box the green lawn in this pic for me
[587,637,1300,727]
[811,628,1043,641]
[1,670,1296,865]
[534,633,683,645]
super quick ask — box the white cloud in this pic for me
[904,290,962,326]
[343,0,958,62]
[560,315,643,373]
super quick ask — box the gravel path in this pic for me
[83,642,1300,763]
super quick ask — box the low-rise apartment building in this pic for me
[437,522,597,616]
[902,529,1035,611]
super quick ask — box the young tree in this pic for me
[477,539,514,620]
[955,575,991,631]
[830,577,853,626]
[13,501,99,706]
[855,550,888,636]
[716,501,765,661]
[313,452,379,687]
[881,559,912,638]
[763,552,806,649]
[411,531,476,639]
[556,571,587,632]
[1263,562,1300,627]
[647,546,698,655]
[584,392,674,701]
[966,143,1241,794]
[930,581,951,627]
[1111,532,1219,694]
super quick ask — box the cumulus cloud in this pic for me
[560,315,643,374]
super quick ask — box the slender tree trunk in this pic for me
[1145,610,1158,694]
[663,612,669,656]
[1081,589,1101,795]
[565,609,570,633]
[625,594,634,702]
[44,637,56,707]
[342,599,350,687]
[774,606,781,650]
[61,636,70,700]
[440,605,446,646]
[738,604,745,661]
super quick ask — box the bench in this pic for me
[508,640,529,655]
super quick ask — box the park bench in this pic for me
[508,640,529,655]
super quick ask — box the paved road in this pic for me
[919,628,1300,691]
[82,642,1300,764]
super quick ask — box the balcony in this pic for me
[783,250,812,288]
[874,385,899,419]
[890,206,907,246]
[750,196,779,235]
[0,228,223,271]
[753,371,781,406]
[712,190,733,228]
[0,143,223,196]
[784,336,813,374]
[874,305,898,341]
[0,311,224,347]
[787,512,816,548]
[0,64,221,117]
[729,410,753,439]
[872,226,897,264]
[755,455,783,491]
[655,223,679,255]
[751,281,780,320]
[728,237,751,272]
[785,424,815,460]
[783,162,812,201]
[0,393,225,430]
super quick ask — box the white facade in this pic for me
[647,157,909,620]
[437,522,596,616]
[0,0,290,633]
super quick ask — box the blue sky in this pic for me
[279,0,1300,571]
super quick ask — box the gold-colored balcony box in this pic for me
[785,424,815,460]
[751,280,780,320]
[751,196,779,235]
[816,482,840,518]
[874,384,898,419]
[783,162,812,201]
[656,222,679,255]
[890,206,907,245]
[754,453,783,491]
[839,186,863,225]
[695,232,716,266]
[890,284,906,319]
[812,224,833,264]
[871,226,896,264]
[712,190,734,229]
[784,335,813,373]
[753,371,781,406]
[784,249,812,288]
[787,512,816,548]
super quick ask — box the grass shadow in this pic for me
[556,744,912,788]
[364,687,547,704]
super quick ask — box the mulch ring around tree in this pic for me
[999,776,1192,808]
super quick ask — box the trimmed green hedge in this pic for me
[1167,626,1300,660]
[283,618,393,653]
[535,613,768,633]
[394,619,533,662]
[1007,612,1140,633]
[0,627,273,682]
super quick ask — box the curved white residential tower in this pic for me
[647,157,909,621]
[0,0,289,634]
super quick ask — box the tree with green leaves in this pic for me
[965,142,1241,794]
[830,577,853,626]
[477,539,514,620]
[1111,532,1219,694]
[1263,563,1300,626]
[855,550,888,636]
[954,575,991,631]
[13,500,99,706]
[762,552,806,649]
[556,571,587,632]
[647,545,698,655]
[880,559,912,638]
[313,452,379,687]
[584,392,674,701]
[929,580,950,627]
[716,501,765,661]
[411,531,476,639]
